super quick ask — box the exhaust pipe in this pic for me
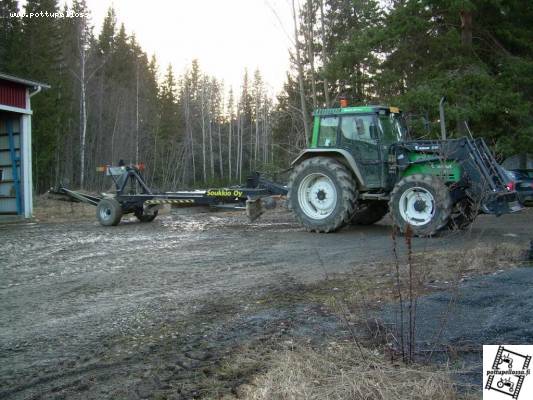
[439,96,447,140]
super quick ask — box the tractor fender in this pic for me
[291,149,366,189]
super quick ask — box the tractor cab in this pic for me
[311,106,407,148]
[310,106,407,188]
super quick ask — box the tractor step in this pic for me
[360,193,389,200]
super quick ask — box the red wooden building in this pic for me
[0,72,49,219]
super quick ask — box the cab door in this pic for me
[338,114,383,188]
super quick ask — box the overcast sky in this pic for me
[21,0,295,94]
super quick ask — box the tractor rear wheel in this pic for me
[389,174,451,237]
[350,201,388,225]
[96,198,123,226]
[288,157,357,233]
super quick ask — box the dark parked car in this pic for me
[513,169,533,179]
[506,169,533,205]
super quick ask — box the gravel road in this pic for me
[1,207,532,399]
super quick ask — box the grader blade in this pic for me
[246,196,278,222]
[246,198,264,221]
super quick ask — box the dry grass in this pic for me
[233,343,457,400]
[414,242,524,277]
[332,242,526,307]
[33,193,174,223]
[33,194,96,222]
[403,242,525,292]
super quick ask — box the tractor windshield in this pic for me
[379,113,408,144]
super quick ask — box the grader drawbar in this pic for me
[51,165,287,226]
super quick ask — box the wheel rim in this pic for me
[99,206,112,221]
[398,186,435,226]
[297,173,337,220]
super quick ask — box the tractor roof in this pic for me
[313,105,400,116]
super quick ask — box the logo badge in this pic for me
[484,345,532,399]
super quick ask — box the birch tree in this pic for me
[227,88,234,179]
[291,0,310,144]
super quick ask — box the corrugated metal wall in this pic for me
[0,79,26,109]
[0,116,22,215]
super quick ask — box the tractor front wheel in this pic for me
[389,174,451,237]
[288,157,357,233]
[350,201,388,225]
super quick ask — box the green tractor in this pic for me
[287,101,522,236]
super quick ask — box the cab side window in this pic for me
[318,116,338,147]
[341,115,376,143]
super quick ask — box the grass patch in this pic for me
[34,194,96,222]
[232,342,458,400]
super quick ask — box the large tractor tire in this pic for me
[288,157,357,233]
[350,201,388,225]
[96,198,123,226]
[389,174,451,237]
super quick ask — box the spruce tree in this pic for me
[0,0,23,73]
[159,65,179,140]
[20,0,62,191]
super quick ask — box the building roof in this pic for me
[0,72,50,89]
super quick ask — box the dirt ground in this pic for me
[1,204,532,399]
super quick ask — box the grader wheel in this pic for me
[96,198,123,226]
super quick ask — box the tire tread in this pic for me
[288,157,357,233]
[389,174,451,237]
